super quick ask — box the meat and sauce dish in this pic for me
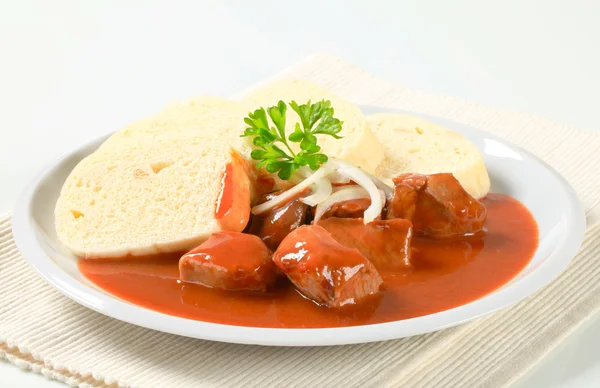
[56,81,539,328]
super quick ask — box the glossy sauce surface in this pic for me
[214,163,233,219]
[79,194,538,328]
[214,156,252,232]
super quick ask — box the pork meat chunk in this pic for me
[247,191,309,250]
[179,231,277,292]
[273,225,383,308]
[318,217,413,272]
[386,173,486,237]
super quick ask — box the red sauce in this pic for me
[213,155,251,232]
[214,163,233,220]
[79,194,538,328]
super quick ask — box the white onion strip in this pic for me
[288,166,312,184]
[251,158,390,223]
[327,171,352,184]
[364,171,393,199]
[329,159,393,198]
[329,159,384,224]
[251,165,334,215]
[300,178,333,206]
[332,184,386,201]
[314,186,385,223]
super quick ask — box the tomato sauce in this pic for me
[79,194,538,328]
[214,163,233,220]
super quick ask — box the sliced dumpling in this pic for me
[97,96,251,157]
[55,134,252,258]
[367,113,490,198]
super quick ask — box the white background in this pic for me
[1,0,599,386]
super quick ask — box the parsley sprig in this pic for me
[241,100,343,180]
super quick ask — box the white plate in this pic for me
[12,107,586,346]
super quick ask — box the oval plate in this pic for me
[12,107,586,346]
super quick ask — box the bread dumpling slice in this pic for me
[367,113,490,199]
[98,96,251,156]
[242,79,384,173]
[55,135,252,258]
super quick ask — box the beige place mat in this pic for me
[2,53,600,388]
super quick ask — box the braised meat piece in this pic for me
[179,232,277,292]
[385,174,428,220]
[273,225,383,308]
[248,191,309,250]
[319,198,371,219]
[317,217,413,272]
[386,173,487,237]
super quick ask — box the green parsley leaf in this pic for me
[250,149,266,160]
[288,123,304,142]
[277,162,297,180]
[241,99,343,180]
[300,133,318,152]
[267,101,287,140]
[312,113,343,139]
[305,153,328,170]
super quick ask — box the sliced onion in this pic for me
[314,186,370,222]
[329,158,393,199]
[300,177,333,206]
[328,159,384,224]
[314,186,385,223]
[288,166,312,185]
[251,165,334,215]
[327,171,352,184]
[364,171,393,199]
[332,184,357,192]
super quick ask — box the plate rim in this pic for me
[11,107,587,346]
